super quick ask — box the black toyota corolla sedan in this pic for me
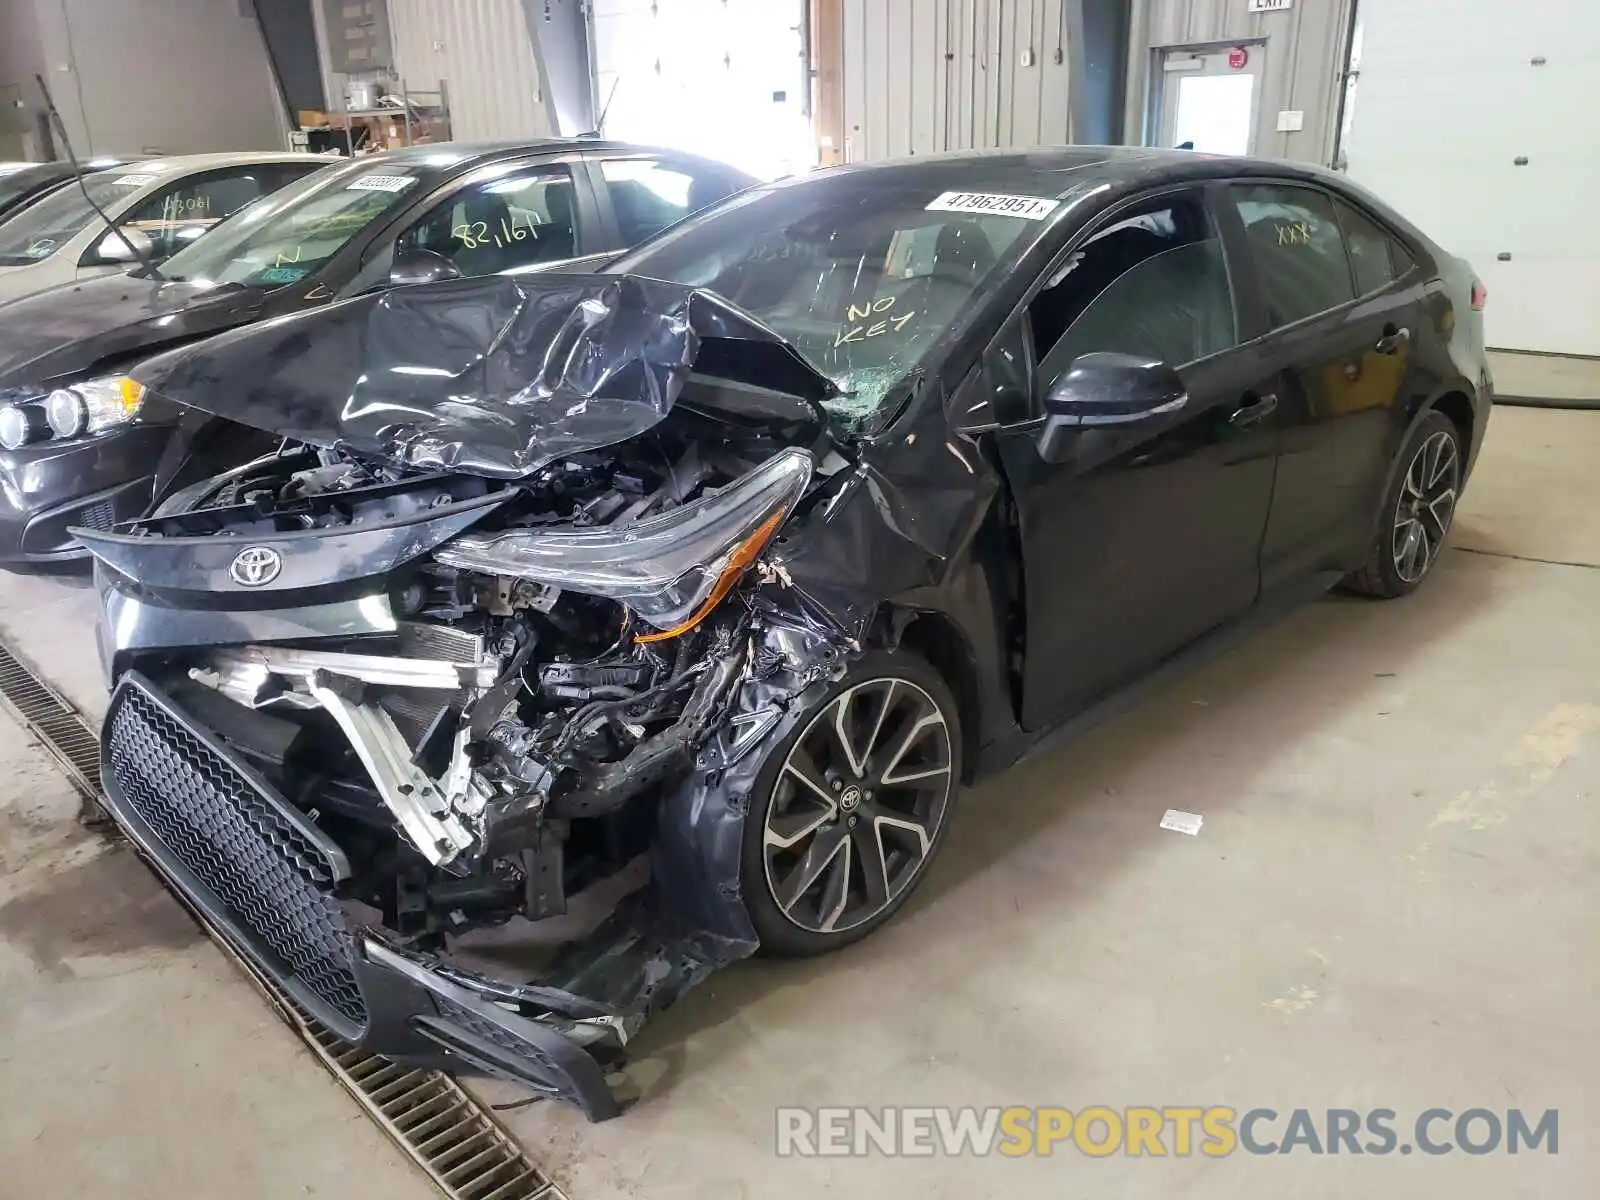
[80,148,1490,1118]
[0,139,752,561]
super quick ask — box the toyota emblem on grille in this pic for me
[229,546,283,587]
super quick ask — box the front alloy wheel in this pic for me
[744,653,960,955]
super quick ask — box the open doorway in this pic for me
[1154,45,1263,155]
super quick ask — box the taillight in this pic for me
[1471,279,1487,311]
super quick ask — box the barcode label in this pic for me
[347,174,417,193]
[926,191,1059,220]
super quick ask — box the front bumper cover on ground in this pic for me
[97,669,746,1120]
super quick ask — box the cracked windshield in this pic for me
[611,183,1049,429]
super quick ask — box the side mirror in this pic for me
[90,226,154,265]
[1036,352,1188,463]
[388,246,462,288]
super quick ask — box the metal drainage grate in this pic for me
[0,639,102,809]
[0,635,566,1200]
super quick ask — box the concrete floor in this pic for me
[1,405,1596,1198]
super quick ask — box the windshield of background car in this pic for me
[0,171,151,265]
[607,180,1055,428]
[159,162,425,286]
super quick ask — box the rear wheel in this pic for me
[741,650,961,957]
[1344,410,1462,598]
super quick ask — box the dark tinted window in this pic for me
[600,158,739,243]
[398,165,581,276]
[1336,199,1403,296]
[1232,184,1354,327]
[1032,192,1236,380]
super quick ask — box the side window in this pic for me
[1231,184,1354,327]
[600,158,736,245]
[120,167,287,257]
[1335,198,1407,295]
[396,165,581,277]
[1030,191,1237,383]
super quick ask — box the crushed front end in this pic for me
[81,274,858,1118]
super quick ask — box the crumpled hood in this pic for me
[0,273,263,387]
[130,272,840,480]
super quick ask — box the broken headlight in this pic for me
[436,447,812,640]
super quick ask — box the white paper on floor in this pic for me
[1159,808,1204,836]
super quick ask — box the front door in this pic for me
[1157,45,1263,154]
[992,188,1279,730]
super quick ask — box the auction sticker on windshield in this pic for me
[112,174,159,187]
[926,191,1059,220]
[347,175,417,193]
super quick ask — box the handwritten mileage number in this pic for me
[450,214,545,251]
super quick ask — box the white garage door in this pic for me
[1342,0,1600,354]
[592,0,811,179]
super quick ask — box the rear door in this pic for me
[991,186,1280,728]
[1224,182,1428,589]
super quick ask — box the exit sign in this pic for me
[1248,0,1293,11]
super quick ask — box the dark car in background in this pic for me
[0,140,753,562]
[82,148,1490,1118]
[0,158,125,225]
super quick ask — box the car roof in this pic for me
[777,145,1357,197]
[114,151,326,182]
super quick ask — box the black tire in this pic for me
[742,649,962,958]
[1343,410,1463,599]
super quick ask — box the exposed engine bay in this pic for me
[88,413,858,1115]
[153,422,813,934]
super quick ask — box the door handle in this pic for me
[1374,325,1411,354]
[1229,392,1278,427]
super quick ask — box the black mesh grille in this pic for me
[73,497,117,531]
[105,683,368,1028]
[430,996,557,1073]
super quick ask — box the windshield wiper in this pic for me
[34,73,165,282]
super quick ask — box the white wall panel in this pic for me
[17,0,283,157]
[1343,0,1600,354]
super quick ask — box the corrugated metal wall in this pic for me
[1125,0,1354,163]
[840,0,1079,161]
[314,0,555,141]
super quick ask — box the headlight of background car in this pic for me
[45,375,147,439]
[0,402,50,451]
[435,448,813,642]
